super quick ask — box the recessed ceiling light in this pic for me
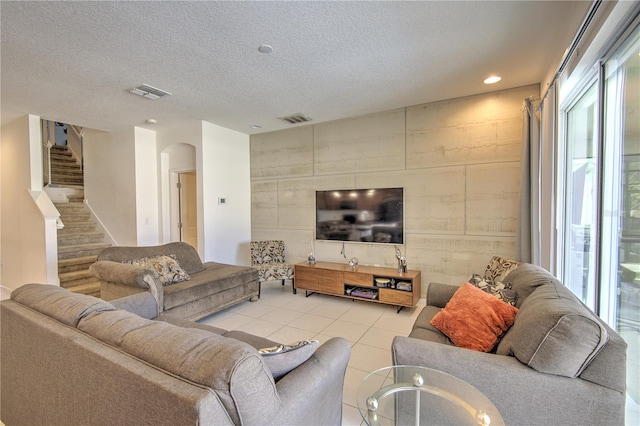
[145,119,157,125]
[484,76,502,84]
[250,124,262,129]
[258,45,273,54]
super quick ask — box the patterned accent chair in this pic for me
[250,240,295,296]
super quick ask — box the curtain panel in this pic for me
[517,98,541,264]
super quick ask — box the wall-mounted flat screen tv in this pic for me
[315,187,403,244]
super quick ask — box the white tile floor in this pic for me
[198,281,425,426]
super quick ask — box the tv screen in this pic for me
[315,188,404,244]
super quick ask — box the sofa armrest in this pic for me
[89,260,163,311]
[391,336,624,425]
[426,282,459,308]
[110,292,159,319]
[272,337,351,426]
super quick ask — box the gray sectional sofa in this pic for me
[392,262,628,425]
[1,284,351,425]
[90,242,259,321]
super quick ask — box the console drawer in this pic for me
[379,288,413,306]
[343,271,373,286]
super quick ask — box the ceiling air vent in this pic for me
[129,84,171,100]
[278,113,312,124]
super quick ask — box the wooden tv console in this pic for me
[294,261,421,312]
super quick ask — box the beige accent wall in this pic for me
[251,85,539,296]
[83,128,138,246]
[1,115,59,294]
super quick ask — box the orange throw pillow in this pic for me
[430,283,518,352]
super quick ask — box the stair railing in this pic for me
[41,119,54,186]
[67,124,83,170]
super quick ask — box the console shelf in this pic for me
[294,261,421,312]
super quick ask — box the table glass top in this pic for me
[357,365,504,426]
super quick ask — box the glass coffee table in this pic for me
[357,366,504,426]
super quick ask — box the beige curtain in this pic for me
[538,84,557,273]
[517,98,541,264]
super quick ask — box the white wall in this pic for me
[164,144,196,243]
[201,122,252,265]
[156,121,251,265]
[157,123,200,247]
[83,128,137,246]
[134,127,159,246]
[1,115,59,295]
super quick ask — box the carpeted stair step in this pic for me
[51,164,82,176]
[59,222,98,233]
[59,269,97,286]
[51,176,84,185]
[58,255,98,274]
[67,193,84,203]
[50,153,75,162]
[58,211,92,221]
[58,232,105,247]
[64,281,101,298]
[58,242,111,260]
[52,171,83,180]
[55,202,86,212]
[51,161,80,169]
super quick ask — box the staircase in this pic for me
[56,199,110,297]
[49,145,110,298]
[50,145,84,186]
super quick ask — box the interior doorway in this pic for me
[177,171,198,249]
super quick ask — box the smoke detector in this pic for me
[277,113,312,124]
[129,84,171,100]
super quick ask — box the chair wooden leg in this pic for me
[292,278,296,294]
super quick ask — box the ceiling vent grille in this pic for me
[129,84,171,100]
[278,113,312,124]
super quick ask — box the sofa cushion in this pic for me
[430,283,518,352]
[223,330,319,379]
[124,254,191,285]
[409,306,454,345]
[77,309,279,425]
[97,242,205,275]
[503,263,561,307]
[496,283,608,378]
[163,262,257,310]
[468,273,517,306]
[11,283,116,327]
[155,313,227,334]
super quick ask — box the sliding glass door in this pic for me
[562,82,599,308]
[560,24,639,424]
[603,25,640,423]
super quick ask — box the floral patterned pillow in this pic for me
[259,340,319,379]
[468,273,518,306]
[484,256,520,282]
[124,254,191,285]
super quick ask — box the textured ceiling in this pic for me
[1,1,591,135]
